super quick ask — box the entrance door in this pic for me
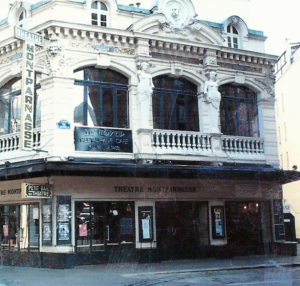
[226,202,263,254]
[156,202,202,259]
[75,201,134,253]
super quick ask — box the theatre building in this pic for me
[0,0,297,267]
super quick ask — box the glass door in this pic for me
[76,202,105,252]
[75,201,135,253]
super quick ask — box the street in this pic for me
[1,264,300,286]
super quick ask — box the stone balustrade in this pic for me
[0,129,41,153]
[221,135,264,154]
[152,130,212,154]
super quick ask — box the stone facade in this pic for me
[0,0,290,267]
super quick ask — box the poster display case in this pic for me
[56,196,71,245]
[211,206,225,239]
[138,206,154,242]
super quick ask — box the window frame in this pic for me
[74,68,129,129]
[152,76,199,132]
[0,76,41,135]
[226,25,239,49]
[91,1,108,27]
[220,84,259,137]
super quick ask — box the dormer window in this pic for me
[227,25,239,49]
[91,1,108,27]
[18,10,26,27]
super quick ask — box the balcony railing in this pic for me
[152,130,212,154]
[0,129,41,153]
[221,135,264,154]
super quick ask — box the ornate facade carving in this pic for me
[203,71,221,133]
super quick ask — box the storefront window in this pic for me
[75,201,134,253]
[0,204,40,251]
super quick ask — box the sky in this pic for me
[0,0,299,55]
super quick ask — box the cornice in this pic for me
[0,21,276,71]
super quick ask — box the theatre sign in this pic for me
[14,26,44,150]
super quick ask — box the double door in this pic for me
[75,201,134,253]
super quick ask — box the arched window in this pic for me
[74,67,129,128]
[227,25,239,49]
[0,74,41,135]
[152,76,199,131]
[18,10,26,27]
[220,84,259,137]
[91,1,108,27]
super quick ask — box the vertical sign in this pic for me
[20,42,35,150]
[14,26,44,150]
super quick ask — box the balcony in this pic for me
[0,129,41,155]
[138,129,265,164]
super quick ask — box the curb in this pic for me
[124,262,300,277]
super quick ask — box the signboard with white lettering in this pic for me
[19,42,36,150]
[74,127,133,153]
[21,183,52,199]
[15,26,44,46]
[15,27,44,151]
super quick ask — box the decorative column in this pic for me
[39,33,75,158]
[135,38,154,159]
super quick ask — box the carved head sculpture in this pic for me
[140,62,150,72]
[208,71,217,81]
[171,4,179,19]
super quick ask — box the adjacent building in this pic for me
[0,0,296,267]
[275,42,300,241]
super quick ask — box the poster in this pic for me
[3,224,8,237]
[33,207,39,220]
[57,204,70,221]
[42,205,51,222]
[142,218,151,239]
[43,223,52,241]
[79,223,87,237]
[58,223,70,241]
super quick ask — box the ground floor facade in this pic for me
[0,166,292,268]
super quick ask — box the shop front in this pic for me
[0,168,283,267]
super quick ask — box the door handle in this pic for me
[106,225,110,241]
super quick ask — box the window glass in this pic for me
[74,68,129,128]
[220,84,258,137]
[153,75,199,131]
[91,1,98,9]
[0,76,40,134]
[100,2,108,10]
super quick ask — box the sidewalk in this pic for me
[0,247,300,286]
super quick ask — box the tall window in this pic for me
[227,25,239,49]
[152,75,199,131]
[220,84,259,137]
[91,1,108,27]
[74,68,129,128]
[18,10,26,27]
[0,75,41,135]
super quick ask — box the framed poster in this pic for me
[43,223,52,241]
[211,206,225,239]
[57,204,70,221]
[56,196,71,245]
[42,205,51,222]
[138,206,154,242]
[42,200,53,245]
[58,223,70,241]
